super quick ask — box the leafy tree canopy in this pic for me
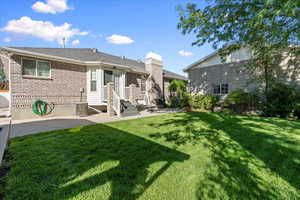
[177,0,300,53]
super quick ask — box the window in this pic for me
[213,83,229,95]
[141,79,146,92]
[22,58,51,78]
[104,70,113,85]
[213,84,221,95]
[37,61,50,77]
[22,59,36,76]
[90,68,97,91]
[221,83,229,94]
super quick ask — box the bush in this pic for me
[180,93,191,108]
[293,92,300,119]
[190,94,218,111]
[225,90,260,113]
[169,93,191,108]
[266,83,298,118]
[169,96,180,108]
[294,103,300,119]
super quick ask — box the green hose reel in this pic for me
[32,99,54,116]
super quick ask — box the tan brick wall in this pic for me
[10,55,87,113]
[188,61,259,95]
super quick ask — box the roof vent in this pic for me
[92,48,98,53]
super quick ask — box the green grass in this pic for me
[1,112,300,200]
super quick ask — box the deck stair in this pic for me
[120,100,139,117]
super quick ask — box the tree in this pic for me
[168,80,188,107]
[169,80,187,99]
[177,0,300,114]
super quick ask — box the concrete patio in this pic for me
[9,109,182,138]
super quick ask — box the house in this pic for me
[183,47,300,96]
[0,47,187,120]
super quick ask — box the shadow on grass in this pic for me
[5,122,189,200]
[150,112,300,199]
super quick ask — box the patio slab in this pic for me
[10,109,182,138]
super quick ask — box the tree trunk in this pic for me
[264,60,270,116]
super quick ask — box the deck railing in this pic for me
[112,89,121,117]
[124,87,129,100]
[101,86,108,101]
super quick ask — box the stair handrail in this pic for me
[112,89,121,117]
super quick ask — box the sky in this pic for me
[0,0,215,75]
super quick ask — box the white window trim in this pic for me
[21,57,51,79]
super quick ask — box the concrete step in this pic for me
[121,112,140,117]
[120,100,139,117]
[121,111,139,115]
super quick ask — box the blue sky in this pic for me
[0,0,214,75]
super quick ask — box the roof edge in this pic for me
[183,50,219,72]
[1,47,150,74]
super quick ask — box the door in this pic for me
[114,71,121,96]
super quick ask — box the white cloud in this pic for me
[179,50,193,57]
[71,39,79,46]
[106,34,134,45]
[1,16,88,45]
[3,37,11,42]
[146,52,163,61]
[32,0,71,14]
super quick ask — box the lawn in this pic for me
[1,112,300,200]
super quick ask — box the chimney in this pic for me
[145,52,163,103]
[92,48,98,53]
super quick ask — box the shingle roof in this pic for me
[1,47,187,80]
[163,69,188,81]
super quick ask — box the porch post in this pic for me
[107,82,114,117]
[129,84,136,104]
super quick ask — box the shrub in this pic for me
[225,90,260,113]
[293,92,300,119]
[169,96,180,108]
[266,83,297,118]
[294,103,300,119]
[180,93,191,108]
[190,94,218,111]
[169,93,191,108]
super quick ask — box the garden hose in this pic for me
[32,99,50,116]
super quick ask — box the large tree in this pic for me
[177,0,300,113]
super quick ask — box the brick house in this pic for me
[0,47,187,119]
[184,47,300,96]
